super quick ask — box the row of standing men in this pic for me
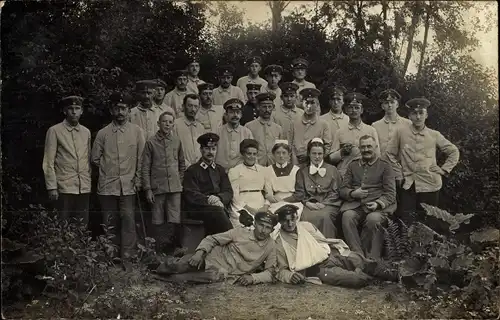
[42,56,460,260]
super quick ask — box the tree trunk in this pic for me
[402,1,421,76]
[417,2,431,78]
[381,0,390,60]
[268,1,290,34]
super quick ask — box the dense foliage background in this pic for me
[1,0,498,223]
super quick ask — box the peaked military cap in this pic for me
[197,132,220,147]
[135,80,157,91]
[345,92,368,105]
[405,97,431,110]
[186,55,199,65]
[254,211,278,227]
[240,138,260,152]
[198,82,214,92]
[299,88,321,99]
[246,83,262,91]
[218,65,235,76]
[279,82,299,94]
[60,95,83,108]
[109,92,133,106]
[171,69,188,79]
[247,56,262,66]
[154,79,167,88]
[379,89,401,101]
[275,204,300,220]
[223,98,244,110]
[327,86,347,97]
[256,92,276,103]
[264,64,284,75]
[291,58,309,69]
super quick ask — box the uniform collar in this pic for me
[137,104,154,112]
[200,160,216,170]
[188,76,200,82]
[348,121,365,131]
[174,88,187,96]
[226,124,241,133]
[292,79,307,87]
[383,115,400,124]
[183,118,199,127]
[361,157,378,167]
[156,130,173,140]
[243,163,258,171]
[218,86,232,93]
[111,121,128,133]
[411,125,427,136]
[63,119,80,132]
[200,104,217,112]
[275,162,288,168]
[258,118,272,126]
[329,111,345,120]
[302,115,317,125]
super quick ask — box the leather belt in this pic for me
[240,189,263,193]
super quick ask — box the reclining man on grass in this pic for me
[274,204,397,287]
[155,211,278,285]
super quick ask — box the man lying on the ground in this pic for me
[274,204,397,288]
[156,211,278,285]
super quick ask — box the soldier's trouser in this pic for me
[156,253,222,283]
[316,250,372,288]
[301,205,340,239]
[57,193,90,226]
[99,194,136,259]
[342,208,388,260]
[185,204,233,236]
[399,183,439,225]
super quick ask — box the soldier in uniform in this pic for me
[152,78,169,111]
[290,88,331,165]
[291,58,316,102]
[320,86,349,142]
[263,64,283,108]
[42,95,91,226]
[245,92,284,166]
[339,135,396,260]
[174,94,205,168]
[385,97,459,224]
[212,65,245,106]
[196,83,224,133]
[182,133,234,236]
[186,56,205,94]
[271,82,304,142]
[92,92,145,260]
[236,56,268,99]
[215,98,254,171]
[164,70,189,118]
[328,92,380,177]
[240,83,262,125]
[131,80,174,140]
[372,89,411,156]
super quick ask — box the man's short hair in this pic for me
[276,204,300,222]
[183,93,200,105]
[159,110,175,121]
[359,134,375,144]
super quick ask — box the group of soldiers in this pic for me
[42,55,460,286]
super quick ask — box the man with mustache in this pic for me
[215,98,254,171]
[174,94,205,167]
[328,92,380,177]
[271,82,304,142]
[131,80,174,140]
[186,56,205,94]
[385,97,459,225]
[164,70,189,118]
[290,88,331,165]
[92,92,145,261]
[182,133,234,236]
[43,95,91,226]
[236,56,268,99]
[195,83,224,133]
[263,64,283,108]
[245,92,284,166]
[212,65,245,106]
[156,211,277,285]
[240,83,262,126]
[339,135,396,260]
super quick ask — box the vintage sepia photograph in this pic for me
[1,1,498,319]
